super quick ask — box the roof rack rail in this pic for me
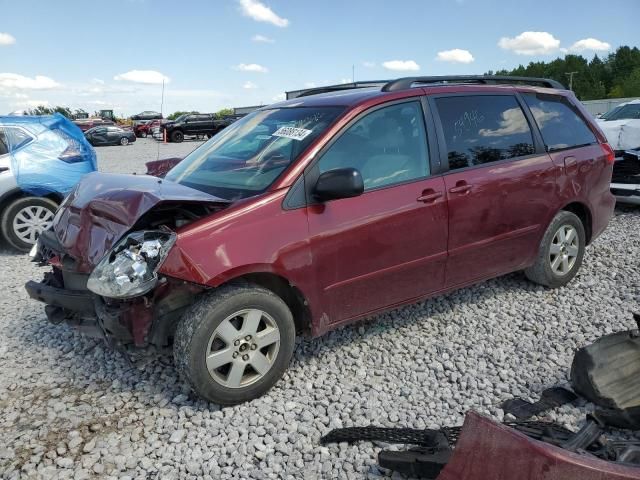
[291,81,389,99]
[382,75,565,92]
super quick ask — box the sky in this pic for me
[0,0,638,116]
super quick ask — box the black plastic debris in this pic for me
[571,314,640,429]
[501,386,578,419]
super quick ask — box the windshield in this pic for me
[601,104,640,121]
[165,106,344,200]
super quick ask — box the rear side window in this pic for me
[5,127,33,151]
[0,128,8,155]
[523,93,597,151]
[435,95,535,170]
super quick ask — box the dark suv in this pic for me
[163,114,219,143]
[26,76,615,404]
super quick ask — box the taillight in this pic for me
[601,142,615,165]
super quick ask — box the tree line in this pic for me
[490,45,640,100]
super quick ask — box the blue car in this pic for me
[0,114,96,251]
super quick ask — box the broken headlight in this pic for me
[87,231,176,299]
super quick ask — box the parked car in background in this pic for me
[133,121,152,138]
[26,76,615,405]
[162,113,219,142]
[611,148,640,205]
[85,126,136,146]
[0,114,96,251]
[73,118,115,132]
[130,111,163,121]
[596,99,640,153]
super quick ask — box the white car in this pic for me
[596,99,640,153]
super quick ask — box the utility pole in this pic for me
[352,64,355,83]
[565,71,578,91]
[160,79,165,117]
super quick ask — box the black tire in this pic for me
[525,210,586,288]
[0,196,58,252]
[170,130,184,143]
[174,284,296,405]
[120,137,129,146]
[140,131,147,138]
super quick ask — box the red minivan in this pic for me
[26,76,616,404]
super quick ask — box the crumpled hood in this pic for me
[52,172,229,272]
[596,118,640,151]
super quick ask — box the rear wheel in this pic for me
[140,131,147,138]
[173,284,295,405]
[171,130,184,143]
[525,211,585,288]
[0,196,58,252]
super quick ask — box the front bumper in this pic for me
[25,232,205,348]
[611,182,640,205]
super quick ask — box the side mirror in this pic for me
[313,168,364,202]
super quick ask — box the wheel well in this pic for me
[562,202,592,244]
[225,272,311,335]
[0,189,61,214]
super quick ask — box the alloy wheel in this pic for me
[549,224,579,276]
[120,137,129,146]
[12,205,54,244]
[205,309,281,388]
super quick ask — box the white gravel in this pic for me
[0,139,639,478]
[96,137,204,174]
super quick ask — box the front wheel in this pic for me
[173,284,296,405]
[120,137,129,146]
[525,211,586,288]
[0,196,58,252]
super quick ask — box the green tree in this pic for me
[214,108,234,119]
[488,45,640,100]
[167,110,199,120]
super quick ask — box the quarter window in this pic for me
[5,127,33,151]
[318,101,429,191]
[0,128,8,155]
[523,93,597,151]
[435,95,535,170]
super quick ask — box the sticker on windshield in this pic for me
[272,126,312,141]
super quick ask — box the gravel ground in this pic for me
[0,140,639,479]
[95,137,205,174]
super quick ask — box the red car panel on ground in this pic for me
[439,412,640,480]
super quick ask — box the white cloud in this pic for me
[234,63,269,73]
[114,70,170,85]
[243,81,258,89]
[0,73,60,90]
[239,0,289,27]
[272,93,286,102]
[339,78,353,84]
[304,82,317,88]
[20,99,50,108]
[498,31,560,55]
[436,49,475,64]
[362,61,376,68]
[382,60,420,72]
[0,33,16,46]
[91,78,105,85]
[252,34,275,43]
[568,38,611,53]
[87,100,109,106]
